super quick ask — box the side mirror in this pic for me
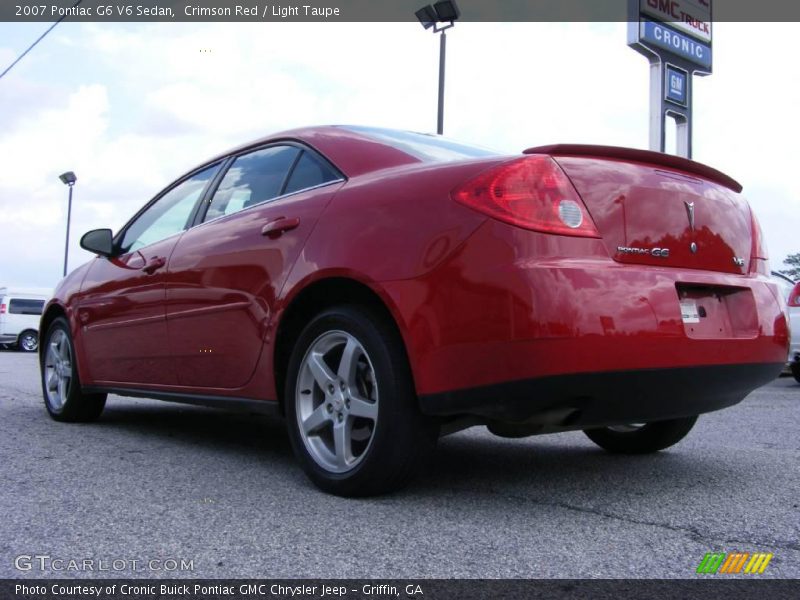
[80,228,114,257]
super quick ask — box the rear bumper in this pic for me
[418,362,783,426]
[380,221,789,422]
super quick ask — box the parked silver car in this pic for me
[771,272,800,382]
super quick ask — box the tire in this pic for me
[791,362,800,384]
[40,317,106,422]
[285,304,438,496]
[583,416,698,454]
[18,329,38,352]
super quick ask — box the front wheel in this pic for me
[791,362,800,384]
[18,330,38,352]
[40,317,106,422]
[583,416,698,454]
[285,305,438,496]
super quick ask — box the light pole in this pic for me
[415,1,461,135]
[59,171,77,277]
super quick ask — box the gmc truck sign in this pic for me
[641,0,712,43]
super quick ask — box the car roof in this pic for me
[202,125,421,178]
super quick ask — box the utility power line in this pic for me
[0,0,83,82]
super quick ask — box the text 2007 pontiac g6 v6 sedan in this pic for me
[39,126,789,496]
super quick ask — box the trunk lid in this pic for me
[526,145,752,274]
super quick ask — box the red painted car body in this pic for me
[42,126,788,429]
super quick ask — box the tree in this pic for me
[779,253,800,281]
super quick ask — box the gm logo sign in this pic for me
[665,65,688,107]
[696,552,773,574]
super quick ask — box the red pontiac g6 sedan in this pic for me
[39,126,789,496]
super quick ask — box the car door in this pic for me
[77,164,220,386]
[166,144,344,389]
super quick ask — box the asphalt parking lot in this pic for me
[0,349,798,579]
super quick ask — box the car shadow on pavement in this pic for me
[98,399,293,462]
[92,398,735,500]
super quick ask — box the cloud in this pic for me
[0,21,797,287]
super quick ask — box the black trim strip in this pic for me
[187,155,234,228]
[419,363,783,427]
[279,148,305,196]
[83,386,281,416]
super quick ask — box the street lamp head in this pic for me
[415,5,437,29]
[59,171,77,186]
[416,1,460,32]
[433,0,460,22]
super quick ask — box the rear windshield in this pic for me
[342,126,500,163]
[9,299,45,315]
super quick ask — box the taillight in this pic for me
[451,155,600,237]
[0,304,5,314]
[749,208,769,275]
[789,282,800,308]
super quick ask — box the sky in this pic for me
[0,21,798,289]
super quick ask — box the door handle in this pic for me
[142,256,167,274]
[261,217,300,238]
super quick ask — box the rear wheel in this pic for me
[18,330,38,352]
[791,362,800,384]
[41,317,106,422]
[583,416,698,454]
[285,305,438,496]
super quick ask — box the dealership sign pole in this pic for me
[628,0,712,159]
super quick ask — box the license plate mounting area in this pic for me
[675,284,758,339]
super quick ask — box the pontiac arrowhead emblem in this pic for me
[684,201,695,232]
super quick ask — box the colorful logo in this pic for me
[696,552,773,574]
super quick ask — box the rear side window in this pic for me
[9,299,45,315]
[342,126,500,163]
[204,146,300,221]
[284,151,340,194]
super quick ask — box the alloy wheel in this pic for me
[295,330,379,473]
[43,329,72,411]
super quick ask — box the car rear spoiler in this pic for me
[524,144,743,193]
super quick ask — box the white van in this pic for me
[0,287,52,352]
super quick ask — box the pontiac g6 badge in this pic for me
[685,200,698,254]
[684,201,696,231]
[617,246,670,258]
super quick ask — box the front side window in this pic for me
[119,164,219,253]
[204,146,300,222]
[8,299,45,315]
